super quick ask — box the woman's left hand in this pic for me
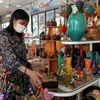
[29,70,43,86]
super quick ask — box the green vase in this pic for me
[67,13,86,41]
[86,51,100,66]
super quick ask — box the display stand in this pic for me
[47,40,100,100]
[61,39,100,100]
[62,40,100,51]
[43,26,59,72]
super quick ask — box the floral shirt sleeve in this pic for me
[0,29,27,70]
[0,35,22,69]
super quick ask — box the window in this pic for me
[46,10,54,21]
[32,9,64,36]
[32,10,56,36]
[32,15,38,37]
[1,22,9,30]
[39,13,45,35]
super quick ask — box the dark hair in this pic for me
[6,9,29,37]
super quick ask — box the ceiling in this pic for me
[0,0,97,16]
[0,0,36,16]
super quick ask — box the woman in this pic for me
[0,9,42,97]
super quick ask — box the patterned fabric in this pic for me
[0,29,33,95]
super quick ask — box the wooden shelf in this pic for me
[61,40,100,45]
[40,40,61,41]
[41,57,58,61]
[43,26,59,28]
[41,26,59,72]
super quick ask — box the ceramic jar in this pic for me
[72,46,80,68]
[86,52,99,75]
[86,51,99,66]
[75,0,84,13]
[65,56,73,76]
[84,58,92,78]
[91,52,99,75]
[67,12,86,41]
[75,56,83,71]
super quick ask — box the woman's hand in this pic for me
[29,70,43,86]
[20,66,43,86]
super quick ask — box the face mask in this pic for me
[14,23,26,33]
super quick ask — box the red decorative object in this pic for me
[86,13,97,29]
[72,70,84,81]
[58,18,63,34]
[84,58,92,79]
[62,18,67,34]
[85,13,100,40]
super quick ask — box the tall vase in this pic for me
[75,56,83,71]
[80,45,85,68]
[57,54,62,71]
[84,58,92,79]
[86,51,99,66]
[86,13,97,28]
[72,56,84,81]
[72,46,80,68]
[91,52,99,75]
[67,12,86,41]
[65,56,73,76]
[86,13,98,40]
[55,54,63,80]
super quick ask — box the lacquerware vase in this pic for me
[75,0,84,13]
[55,54,64,80]
[67,13,86,41]
[84,58,92,78]
[72,46,80,68]
[58,18,63,34]
[65,56,73,76]
[86,5,95,14]
[80,45,85,68]
[91,52,99,75]
[75,56,83,71]
[86,51,100,66]
[86,13,100,40]
[86,13,97,28]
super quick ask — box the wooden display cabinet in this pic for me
[43,26,59,73]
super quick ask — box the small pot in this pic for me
[45,35,51,40]
[40,35,45,40]
[57,35,61,40]
[52,35,57,40]
[49,53,54,58]
[41,52,47,58]
[39,51,43,57]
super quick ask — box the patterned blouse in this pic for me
[0,29,33,95]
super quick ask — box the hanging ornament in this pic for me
[61,5,68,18]
[62,18,67,34]
[58,18,63,34]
